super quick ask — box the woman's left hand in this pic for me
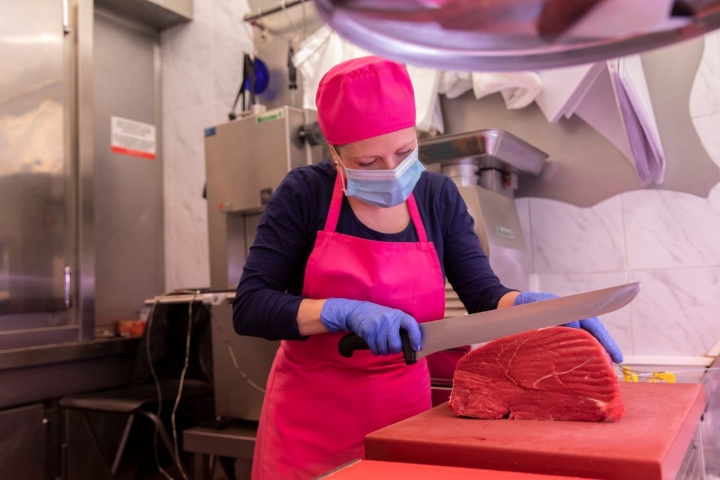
[513,291,624,363]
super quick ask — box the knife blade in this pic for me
[338,282,641,365]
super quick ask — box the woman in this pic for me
[233,56,622,479]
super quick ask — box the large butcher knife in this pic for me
[338,282,640,365]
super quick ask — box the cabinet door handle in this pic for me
[64,266,72,308]
[62,0,71,34]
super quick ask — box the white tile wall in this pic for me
[162,0,253,291]
[525,184,720,357]
[517,32,720,359]
[163,13,213,114]
[631,268,720,356]
[623,186,720,270]
[529,195,626,275]
[164,104,214,290]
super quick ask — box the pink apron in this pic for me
[251,173,446,479]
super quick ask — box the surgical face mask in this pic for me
[334,145,425,208]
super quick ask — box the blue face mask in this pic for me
[335,146,425,208]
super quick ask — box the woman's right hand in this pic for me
[320,299,422,356]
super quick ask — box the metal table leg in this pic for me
[193,452,211,480]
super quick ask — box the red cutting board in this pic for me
[365,382,704,480]
[321,460,584,479]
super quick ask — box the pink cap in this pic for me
[316,56,416,145]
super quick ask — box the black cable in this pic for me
[229,54,257,120]
[288,44,297,91]
[228,63,246,121]
[170,292,195,480]
[146,299,174,480]
[247,54,256,111]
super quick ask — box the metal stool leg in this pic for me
[110,414,135,475]
[193,452,204,480]
[139,411,187,475]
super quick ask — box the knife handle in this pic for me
[338,330,417,365]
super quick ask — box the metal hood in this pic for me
[313,0,720,71]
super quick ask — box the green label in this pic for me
[256,108,285,124]
[496,226,515,239]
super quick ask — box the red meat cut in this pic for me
[449,327,624,422]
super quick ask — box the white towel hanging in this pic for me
[471,71,542,109]
[292,25,444,133]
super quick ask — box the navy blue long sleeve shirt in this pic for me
[232,161,513,340]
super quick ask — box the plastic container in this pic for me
[618,364,720,480]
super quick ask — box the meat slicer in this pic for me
[419,129,548,310]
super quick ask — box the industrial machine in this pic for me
[420,130,547,400]
[205,106,322,421]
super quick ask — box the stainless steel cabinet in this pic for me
[92,11,164,327]
[0,404,45,480]
[0,0,79,350]
[0,0,165,348]
[0,0,71,317]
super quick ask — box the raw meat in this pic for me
[449,327,624,422]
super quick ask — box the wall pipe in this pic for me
[244,0,309,23]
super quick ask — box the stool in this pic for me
[60,379,213,478]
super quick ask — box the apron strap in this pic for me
[406,194,428,243]
[324,170,345,233]
[325,169,429,243]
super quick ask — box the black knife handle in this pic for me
[338,329,417,365]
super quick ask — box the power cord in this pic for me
[203,301,266,393]
[146,292,195,480]
[170,292,196,480]
[145,299,174,480]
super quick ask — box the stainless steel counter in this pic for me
[0,337,138,371]
[0,337,139,409]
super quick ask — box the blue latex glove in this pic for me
[320,298,422,356]
[514,292,624,363]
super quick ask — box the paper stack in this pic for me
[573,64,633,162]
[535,57,666,187]
[531,0,675,186]
[607,56,665,186]
[534,63,606,123]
